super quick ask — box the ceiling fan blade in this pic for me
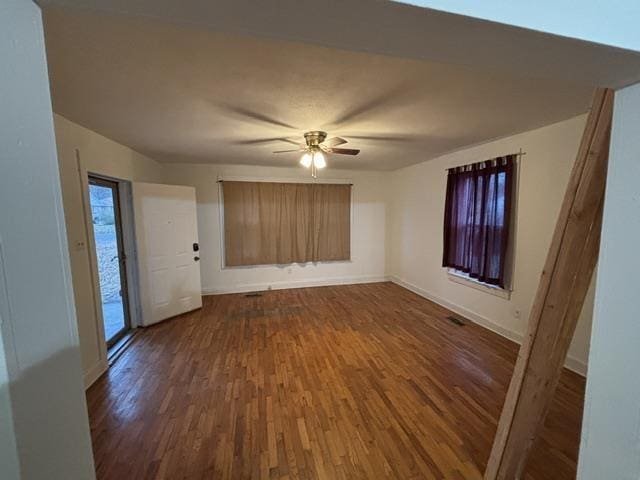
[323,137,348,147]
[328,147,360,156]
[273,149,303,154]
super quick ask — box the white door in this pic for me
[132,182,202,326]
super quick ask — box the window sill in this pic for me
[447,269,511,300]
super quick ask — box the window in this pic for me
[442,155,515,289]
[222,181,351,267]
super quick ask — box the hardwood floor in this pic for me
[86,282,585,479]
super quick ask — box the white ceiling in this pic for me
[43,6,601,170]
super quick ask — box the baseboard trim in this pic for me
[563,356,588,377]
[83,358,108,390]
[389,275,587,377]
[202,275,389,296]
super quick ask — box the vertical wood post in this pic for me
[484,88,614,479]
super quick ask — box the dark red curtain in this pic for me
[442,155,515,288]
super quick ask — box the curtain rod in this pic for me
[445,150,526,172]
[217,179,353,185]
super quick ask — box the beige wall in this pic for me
[162,163,388,294]
[54,114,164,387]
[387,114,594,374]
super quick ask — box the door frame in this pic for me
[79,166,143,373]
[88,175,132,348]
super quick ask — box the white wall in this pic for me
[387,115,595,374]
[0,1,95,478]
[399,1,640,53]
[54,114,164,386]
[0,272,20,479]
[162,163,388,294]
[578,83,640,479]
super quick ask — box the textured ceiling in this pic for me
[44,7,595,170]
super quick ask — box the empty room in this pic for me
[3,1,640,479]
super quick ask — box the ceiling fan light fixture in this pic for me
[275,131,360,177]
[300,152,312,168]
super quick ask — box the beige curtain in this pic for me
[222,181,351,266]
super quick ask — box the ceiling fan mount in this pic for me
[303,130,328,147]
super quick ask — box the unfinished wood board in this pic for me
[484,87,614,479]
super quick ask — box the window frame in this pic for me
[443,156,519,296]
[216,176,355,269]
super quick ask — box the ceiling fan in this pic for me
[273,131,360,177]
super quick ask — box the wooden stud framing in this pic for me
[484,87,614,479]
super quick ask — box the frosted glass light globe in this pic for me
[300,153,312,168]
[313,152,326,169]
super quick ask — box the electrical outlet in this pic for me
[514,309,521,319]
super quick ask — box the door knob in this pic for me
[194,256,200,262]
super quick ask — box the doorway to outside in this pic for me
[88,176,132,348]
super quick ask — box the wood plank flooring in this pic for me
[86,282,585,479]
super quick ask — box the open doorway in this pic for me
[88,176,132,348]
